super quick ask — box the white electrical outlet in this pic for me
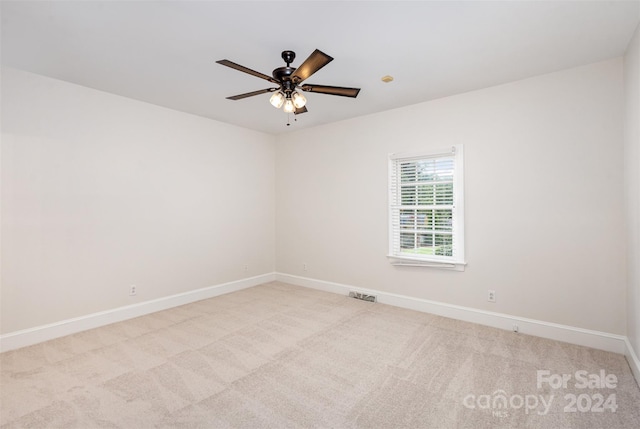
[243,264,248,272]
[129,285,137,296]
[488,290,496,303]
[303,263,308,271]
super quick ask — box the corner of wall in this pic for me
[624,22,640,370]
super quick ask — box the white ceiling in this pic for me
[2,1,639,135]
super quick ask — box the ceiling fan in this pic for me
[216,49,360,119]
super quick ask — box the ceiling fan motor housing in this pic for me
[273,51,298,94]
[272,66,296,93]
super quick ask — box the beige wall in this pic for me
[0,67,276,334]
[625,24,640,356]
[276,58,626,335]
[1,56,631,340]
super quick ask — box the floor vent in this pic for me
[349,291,377,303]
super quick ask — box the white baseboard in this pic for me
[2,270,635,370]
[0,273,276,353]
[276,273,628,355]
[624,338,640,387]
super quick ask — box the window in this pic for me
[388,145,465,270]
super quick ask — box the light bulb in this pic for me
[270,91,284,108]
[283,98,295,113]
[292,91,306,108]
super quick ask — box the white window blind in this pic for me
[388,145,465,269]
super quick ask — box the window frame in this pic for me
[387,145,466,271]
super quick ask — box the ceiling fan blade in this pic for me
[291,49,333,83]
[300,84,361,98]
[216,59,279,84]
[226,88,278,100]
[294,106,308,115]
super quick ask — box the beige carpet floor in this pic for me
[1,281,639,428]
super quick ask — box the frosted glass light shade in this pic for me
[292,91,306,108]
[283,98,295,113]
[270,91,285,108]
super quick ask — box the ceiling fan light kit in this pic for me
[217,49,360,125]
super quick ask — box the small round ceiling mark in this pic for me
[381,75,394,83]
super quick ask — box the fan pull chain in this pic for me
[286,114,299,126]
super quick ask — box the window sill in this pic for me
[387,255,466,271]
